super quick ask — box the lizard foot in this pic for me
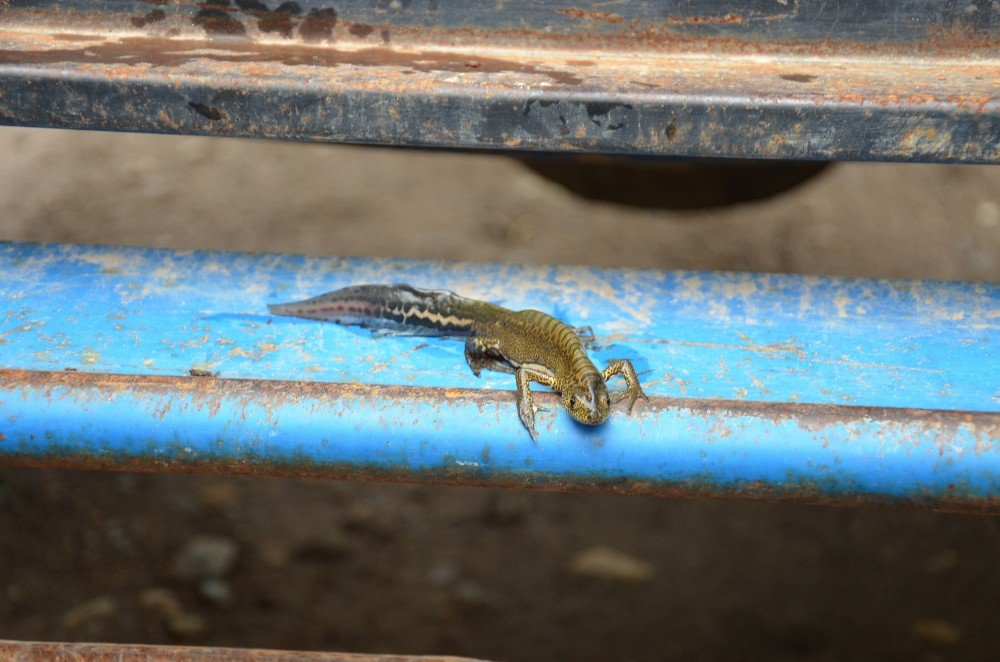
[517,398,539,442]
[515,366,554,442]
[602,359,647,415]
[613,386,649,415]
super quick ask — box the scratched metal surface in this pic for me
[0,242,998,511]
[0,1,997,162]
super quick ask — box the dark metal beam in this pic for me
[0,1,996,162]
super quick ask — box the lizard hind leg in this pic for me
[601,359,649,414]
[464,336,514,377]
[573,325,600,350]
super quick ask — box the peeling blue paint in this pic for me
[1,242,997,410]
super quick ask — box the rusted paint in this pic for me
[5,366,996,431]
[0,35,585,85]
[665,13,746,25]
[555,8,625,25]
[0,639,478,661]
[1,2,996,58]
[1,369,996,514]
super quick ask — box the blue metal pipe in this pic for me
[0,242,997,511]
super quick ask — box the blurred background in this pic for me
[0,127,998,660]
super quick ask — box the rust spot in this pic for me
[299,7,337,42]
[666,13,745,25]
[188,101,225,121]
[130,9,166,28]
[193,1,246,36]
[349,23,374,38]
[555,8,624,24]
[157,110,181,131]
[781,73,817,83]
[666,120,676,141]
[258,1,302,38]
[0,37,584,86]
[946,94,991,113]
[188,368,220,377]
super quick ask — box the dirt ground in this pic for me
[0,128,998,661]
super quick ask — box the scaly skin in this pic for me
[268,284,647,440]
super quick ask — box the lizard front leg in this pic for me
[515,367,558,441]
[464,336,514,377]
[601,359,648,414]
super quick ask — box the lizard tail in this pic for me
[267,284,486,337]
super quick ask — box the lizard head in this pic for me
[564,374,611,425]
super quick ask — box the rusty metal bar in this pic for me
[0,639,478,661]
[0,1,997,162]
[0,242,997,512]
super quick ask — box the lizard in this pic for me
[267,284,647,440]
